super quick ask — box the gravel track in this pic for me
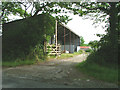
[2,54,118,88]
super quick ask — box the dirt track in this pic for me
[2,54,118,88]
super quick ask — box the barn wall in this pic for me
[49,24,80,53]
[58,31,80,52]
[61,45,75,53]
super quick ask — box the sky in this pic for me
[65,14,106,44]
[53,12,107,44]
[7,10,107,44]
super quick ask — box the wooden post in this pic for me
[55,20,57,56]
[79,36,81,51]
[74,35,76,52]
[73,34,75,52]
[69,31,71,53]
[51,36,53,44]
[44,34,47,54]
[79,36,80,46]
[64,27,65,53]
[73,34,75,46]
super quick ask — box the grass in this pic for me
[47,53,74,60]
[2,50,86,67]
[57,53,74,59]
[2,59,36,67]
[47,50,85,60]
[76,61,118,84]
[2,53,78,67]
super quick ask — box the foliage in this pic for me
[2,14,55,62]
[2,59,35,67]
[85,49,92,53]
[55,15,72,24]
[75,3,119,83]
[79,36,89,46]
[74,2,119,24]
[1,2,73,24]
[1,2,30,23]
[76,61,118,84]
[2,2,119,65]
[88,40,99,52]
[1,2,77,63]
[81,44,89,46]
[78,50,85,54]
[85,46,118,65]
[80,36,85,46]
[73,2,119,64]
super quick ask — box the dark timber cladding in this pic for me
[57,23,80,53]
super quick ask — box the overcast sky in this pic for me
[66,14,106,44]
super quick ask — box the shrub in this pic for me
[2,14,55,62]
[78,50,85,54]
[77,62,118,83]
[85,49,92,52]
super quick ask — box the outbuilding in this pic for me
[49,23,81,53]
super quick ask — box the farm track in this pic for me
[2,54,118,88]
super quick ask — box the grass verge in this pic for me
[2,52,79,67]
[76,61,118,84]
[48,49,87,59]
[2,60,36,67]
[2,50,86,67]
[47,51,85,60]
[57,53,74,59]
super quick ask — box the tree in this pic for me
[73,2,119,39]
[2,2,119,63]
[89,40,99,52]
[1,2,74,24]
[2,14,56,61]
[1,2,31,23]
[80,36,85,46]
[71,2,119,64]
[1,2,75,62]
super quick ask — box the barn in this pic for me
[49,23,81,53]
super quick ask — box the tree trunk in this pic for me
[108,2,118,63]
